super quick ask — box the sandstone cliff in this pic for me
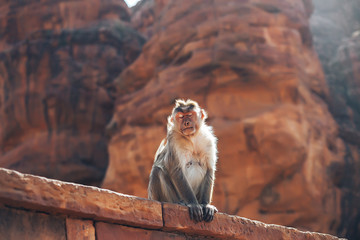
[0,0,145,185]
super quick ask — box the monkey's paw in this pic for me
[202,204,218,222]
[187,204,203,222]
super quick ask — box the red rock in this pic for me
[0,0,130,51]
[131,0,170,38]
[0,0,145,185]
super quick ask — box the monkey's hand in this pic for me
[202,204,218,222]
[187,204,203,222]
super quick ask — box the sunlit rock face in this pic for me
[311,1,360,239]
[103,0,345,235]
[0,0,145,185]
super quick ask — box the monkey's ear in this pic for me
[201,109,208,120]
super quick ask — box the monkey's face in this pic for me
[169,100,207,136]
[175,111,200,136]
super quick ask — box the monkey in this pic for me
[148,99,218,222]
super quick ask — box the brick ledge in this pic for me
[0,168,344,240]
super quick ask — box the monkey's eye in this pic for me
[178,114,184,118]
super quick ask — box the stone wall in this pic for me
[0,167,344,240]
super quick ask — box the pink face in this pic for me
[175,111,199,136]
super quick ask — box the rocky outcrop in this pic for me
[311,1,360,239]
[0,0,145,185]
[330,33,360,133]
[311,0,360,70]
[102,0,345,236]
[0,168,345,240]
[327,33,360,240]
[131,0,169,38]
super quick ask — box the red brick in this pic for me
[162,203,342,240]
[95,222,186,240]
[0,206,66,240]
[66,218,95,240]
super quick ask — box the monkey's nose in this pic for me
[185,121,190,126]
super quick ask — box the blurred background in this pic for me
[0,0,359,239]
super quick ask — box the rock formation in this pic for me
[0,0,145,185]
[102,0,345,236]
[311,0,360,238]
[331,33,360,239]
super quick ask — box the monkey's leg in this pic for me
[170,167,203,222]
[148,166,180,203]
[148,166,166,201]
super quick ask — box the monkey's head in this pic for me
[168,99,207,136]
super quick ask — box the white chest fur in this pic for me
[175,127,216,194]
[184,157,207,193]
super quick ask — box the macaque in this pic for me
[148,99,218,222]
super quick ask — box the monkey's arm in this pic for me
[167,152,203,222]
[198,169,218,222]
[198,169,214,204]
[170,166,198,202]
[170,166,204,222]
